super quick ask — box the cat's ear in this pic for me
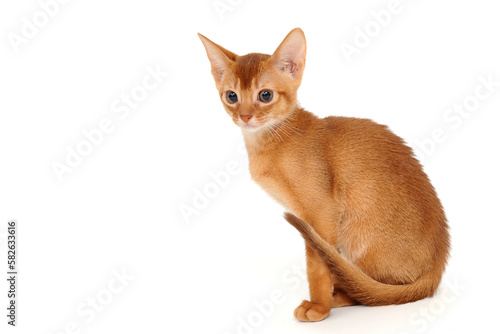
[198,33,238,83]
[270,28,307,80]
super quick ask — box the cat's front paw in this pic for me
[294,300,330,322]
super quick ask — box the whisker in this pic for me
[263,122,280,143]
[277,125,295,141]
[279,123,300,137]
[269,123,284,142]
[281,120,305,134]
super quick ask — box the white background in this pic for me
[1,0,499,333]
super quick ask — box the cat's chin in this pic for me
[237,119,263,132]
[239,123,262,133]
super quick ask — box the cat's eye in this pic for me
[226,91,238,104]
[259,90,273,103]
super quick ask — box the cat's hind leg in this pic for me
[332,289,357,307]
[331,274,357,307]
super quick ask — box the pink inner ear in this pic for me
[272,33,306,79]
[281,61,298,76]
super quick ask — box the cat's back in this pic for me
[322,115,416,169]
[320,115,441,218]
[323,115,399,146]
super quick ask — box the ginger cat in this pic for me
[198,28,450,322]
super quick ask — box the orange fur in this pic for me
[199,28,450,322]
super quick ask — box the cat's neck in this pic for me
[242,106,312,155]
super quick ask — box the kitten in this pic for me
[198,28,450,322]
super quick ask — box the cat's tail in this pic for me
[284,212,444,306]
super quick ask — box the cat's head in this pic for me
[198,28,306,133]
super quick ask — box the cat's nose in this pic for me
[240,114,253,123]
